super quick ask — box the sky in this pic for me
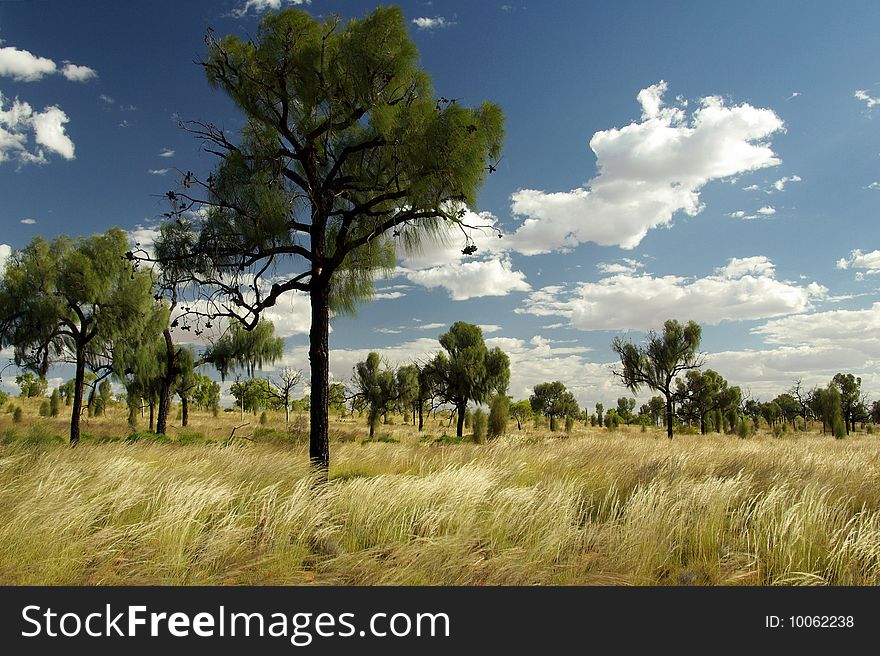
[2,0,880,408]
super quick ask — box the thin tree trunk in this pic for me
[149,402,155,433]
[156,329,175,435]
[665,396,674,439]
[456,402,466,437]
[69,343,86,447]
[181,396,189,427]
[309,283,331,473]
[418,400,424,432]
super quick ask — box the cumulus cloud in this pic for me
[0,92,75,165]
[0,243,10,272]
[506,81,784,253]
[596,258,643,274]
[772,175,801,191]
[0,45,95,82]
[836,249,880,276]
[412,17,456,30]
[61,63,97,82]
[751,303,880,357]
[396,210,530,300]
[756,205,776,216]
[233,0,309,17]
[518,256,823,331]
[855,89,880,108]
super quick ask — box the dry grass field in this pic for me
[1,398,880,586]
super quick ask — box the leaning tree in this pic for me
[611,319,704,439]
[144,7,504,473]
[0,229,157,445]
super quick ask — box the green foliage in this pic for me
[206,319,284,380]
[49,388,60,417]
[488,395,509,439]
[259,411,268,426]
[191,374,221,412]
[12,406,23,423]
[472,408,487,444]
[230,377,272,415]
[612,319,702,438]
[564,415,575,433]
[595,403,604,427]
[351,352,396,439]
[16,373,47,398]
[429,322,510,437]
[509,399,533,430]
[0,390,6,407]
[529,381,579,432]
[38,400,50,416]
[737,418,751,439]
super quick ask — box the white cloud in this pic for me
[148,168,169,176]
[743,184,761,191]
[507,81,784,253]
[404,257,530,301]
[396,210,530,300]
[30,106,75,159]
[518,256,823,331]
[0,244,10,272]
[479,324,502,333]
[417,323,446,331]
[233,0,309,17]
[772,175,801,191]
[61,62,97,82]
[19,218,36,225]
[0,46,95,83]
[756,205,776,215]
[159,148,175,158]
[597,258,643,274]
[785,92,801,101]
[0,46,56,81]
[728,210,747,219]
[412,16,456,30]
[372,291,405,300]
[836,249,880,276]
[98,94,115,105]
[751,303,880,357]
[855,89,880,108]
[0,92,75,165]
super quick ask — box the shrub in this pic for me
[564,415,574,433]
[38,400,51,417]
[772,425,784,438]
[867,424,875,435]
[12,406,23,423]
[737,418,751,439]
[464,408,472,429]
[49,389,60,417]
[487,395,508,440]
[259,411,268,426]
[833,416,847,439]
[0,390,7,407]
[472,408,487,444]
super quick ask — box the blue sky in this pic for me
[2,0,880,407]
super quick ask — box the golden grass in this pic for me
[1,400,880,585]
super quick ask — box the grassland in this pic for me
[1,398,880,585]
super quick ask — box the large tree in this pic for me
[0,229,157,445]
[611,319,704,439]
[146,7,504,472]
[429,322,510,438]
[350,352,396,439]
[832,373,863,435]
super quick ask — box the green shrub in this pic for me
[737,419,751,439]
[38,400,51,417]
[49,389,60,417]
[564,415,574,433]
[259,411,268,425]
[772,425,784,438]
[487,395,508,440]
[464,408,472,429]
[833,416,847,439]
[473,408,487,444]
[12,406,23,423]
[867,424,875,435]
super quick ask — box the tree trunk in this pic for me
[550,415,557,432]
[309,283,331,473]
[69,343,86,446]
[156,328,176,435]
[149,401,155,433]
[456,402,466,437]
[418,401,424,432]
[665,396,674,439]
[181,396,189,427]
[700,412,707,435]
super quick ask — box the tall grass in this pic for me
[1,424,880,585]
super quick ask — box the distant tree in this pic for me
[265,367,303,424]
[530,381,579,431]
[49,388,60,417]
[509,399,533,430]
[395,364,420,425]
[207,320,284,380]
[612,319,703,439]
[191,374,221,413]
[772,393,801,430]
[487,394,509,439]
[145,7,504,474]
[616,397,636,424]
[816,385,846,438]
[15,373,47,398]
[675,369,741,435]
[832,373,863,435]
[789,378,810,431]
[428,322,510,438]
[871,400,880,425]
[0,229,157,445]
[351,352,397,439]
[595,402,604,428]
[230,376,272,416]
[329,383,348,415]
[472,408,487,444]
